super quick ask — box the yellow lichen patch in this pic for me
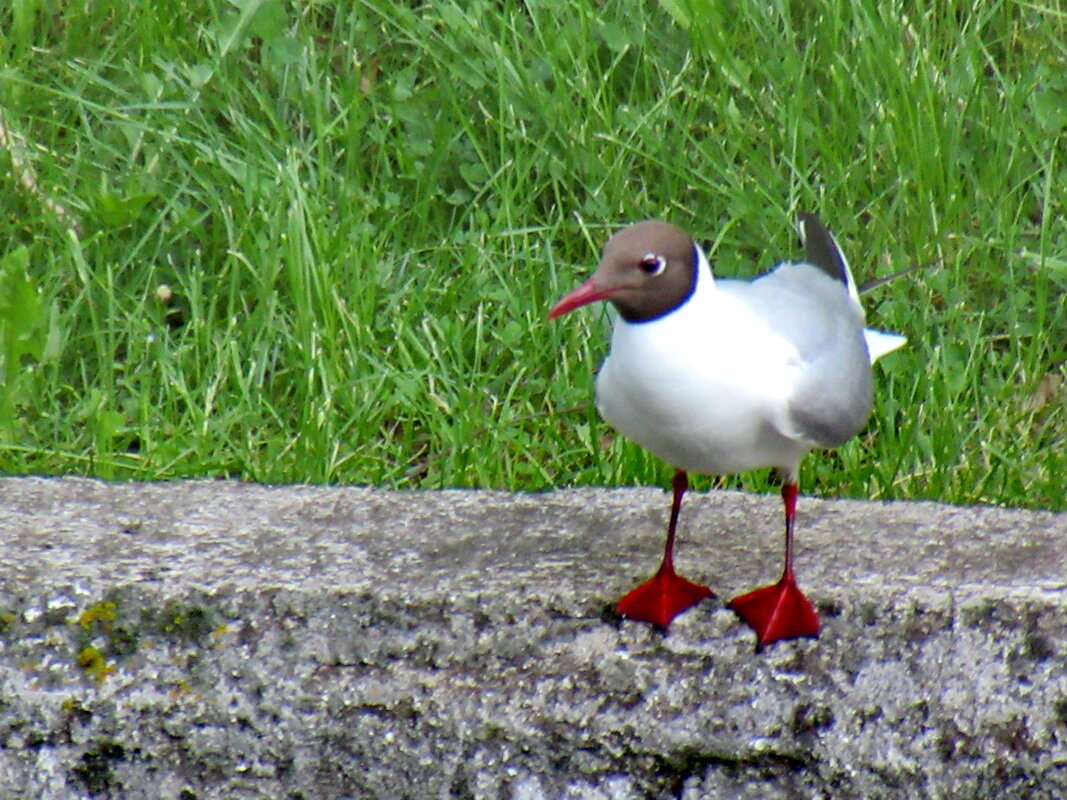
[168,679,193,699]
[76,645,115,682]
[78,602,117,631]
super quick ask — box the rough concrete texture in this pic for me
[0,477,1064,800]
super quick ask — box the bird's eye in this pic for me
[639,254,667,276]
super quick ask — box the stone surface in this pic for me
[0,476,1064,799]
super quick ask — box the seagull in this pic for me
[548,213,906,648]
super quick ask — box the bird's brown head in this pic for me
[548,220,698,323]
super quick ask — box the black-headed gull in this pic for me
[549,213,905,648]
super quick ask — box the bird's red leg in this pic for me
[616,470,714,630]
[728,481,820,648]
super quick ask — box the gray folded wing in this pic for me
[720,264,874,448]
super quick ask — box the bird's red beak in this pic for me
[547,279,613,319]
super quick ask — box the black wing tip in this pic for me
[795,211,828,246]
[795,211,848,286]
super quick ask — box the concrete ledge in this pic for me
[0,477,1064,799]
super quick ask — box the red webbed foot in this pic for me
[616,563,713,631]
[728,572,820,648]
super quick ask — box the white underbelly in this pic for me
[594,317,814,475]
[597,365,804,474]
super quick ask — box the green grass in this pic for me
[0,0,1063,509]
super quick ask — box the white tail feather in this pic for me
[864,329,908,363]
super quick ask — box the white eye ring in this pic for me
[639,253,667,276]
